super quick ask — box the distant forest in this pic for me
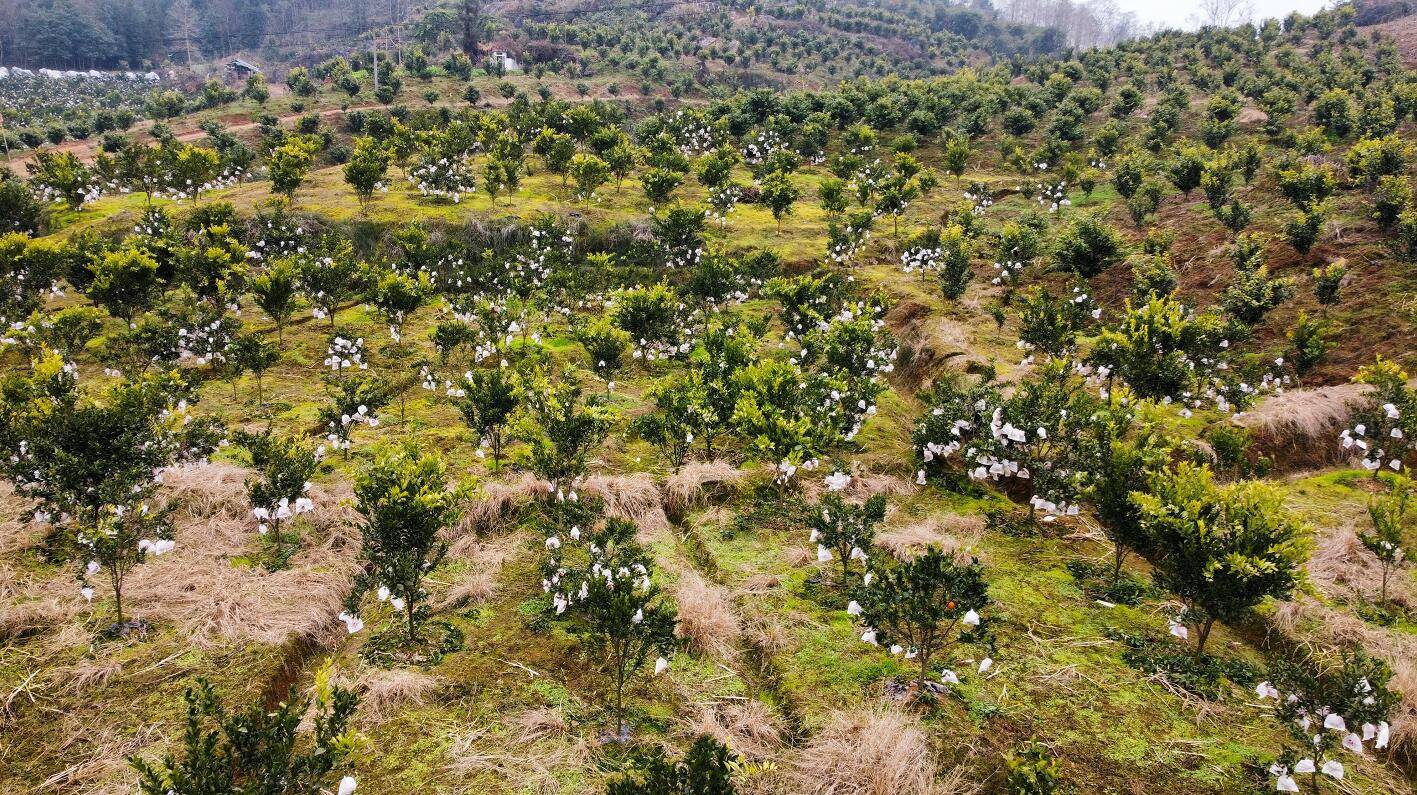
[0,0,407,69]
[0,0,1147,70]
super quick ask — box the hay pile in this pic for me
[665,461,744,519]
[875,513,986,562]
[460,472,549,535]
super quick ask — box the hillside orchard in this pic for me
[1,5,1417,794]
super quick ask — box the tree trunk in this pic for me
[614,641,627,737]
[1194,616,1216,659]
[110,567,124,626]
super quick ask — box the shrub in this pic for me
[1373,175,1411,229]
[1284,206,1327,256]
[608,735,735,794]
[1312,260,1346,305]
[1005,741,1061,795]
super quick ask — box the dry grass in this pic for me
[32,717,166,795]
[1237,384,1369,471]
[0,583,81,643]
[783,546,813,567]
[0,485,45,557]
[664,461,744,518]
[886,298,975,390]
[739,572,782,595]
[121,464,359,649]
[740,605,792,661]
[509,706,569,741]
[461,472,549,535]
[162,462,250,522]
[60,658,125,693]
[439,531,522,609]
[686,699,785,762]
[1308,523,1414,609]
[875,513,985,562]
[581,473,669,536]
[790,707,943,795]
[673,573,740,659]
[349,667,443,724]
[1389,656,1417,768]
[445,708,590,795]
[843,470,915,501]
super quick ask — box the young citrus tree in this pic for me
[0,352,190,526]
[269,135,321,205]
[1341,356,1416,476]
[517,376,611,486]
[455,366,520,470]
[300,238,364,331]
[130,662,360,795]
[852,546,989,695]
[76,502,174,629]
[1258,650,1399,793]
[576,318,631,389]
[1133,463,1309,657]
[1080,412,1170,586]
[320,368,391,456]
[547,517,677,737]
[632,378,702,471]
[810,491,886,584]
[343,136,391,206]
[236,429,320,569]
[1361,476,1411,606]
[569,153,611,201]
[348,444,463,642]
[86,247,162,322]
[759,170,801,234]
